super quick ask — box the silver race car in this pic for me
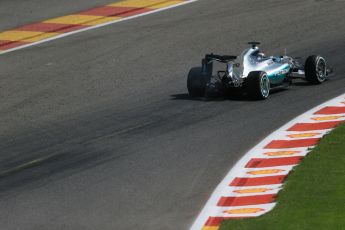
[187,42,332,99]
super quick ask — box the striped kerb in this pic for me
[196,96,345,230]
[230,175,287,186]
[314,106,345,115]
[245,156,303,168]
[0,0,188,52]
[264,138,320,148]
[217,194,276,206]
[287,121,342,131]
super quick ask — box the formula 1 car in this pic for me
[187,42,332,99]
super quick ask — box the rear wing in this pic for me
[201,53,237,75]
[204,54,237,63]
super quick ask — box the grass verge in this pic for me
[221,123,345,230]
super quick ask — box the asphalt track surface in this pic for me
[0,0,345,229]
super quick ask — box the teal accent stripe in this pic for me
[268,64,290,78]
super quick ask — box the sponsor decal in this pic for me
[223,208,264,214]
[233,188,272,194]
[247,169,284,175]
[275,67,289,76]
[287,133,321,138]
[311,116,344,121]
[264,151,300,156]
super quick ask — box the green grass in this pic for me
[221,123,345,230]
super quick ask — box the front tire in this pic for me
[305,55,327,84]
[187,67,210,97]
[246,71,270,100]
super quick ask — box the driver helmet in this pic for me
[257,52,265,60]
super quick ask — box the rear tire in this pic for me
[187,67,210,97]
[305,55,327,84]
[246,71,270,100]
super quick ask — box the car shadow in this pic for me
[170,93,202,101]
[171,93,257,102]
[171,87,287,102]
[292,81,313,86]
[170,93,224,101]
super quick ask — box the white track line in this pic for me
[190,93,345,230]
[0,0,199,56]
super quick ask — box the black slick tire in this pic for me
[187,67,210,97]
[246,71,270,100]
[305,55,327,84]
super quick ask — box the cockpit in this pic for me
[250,50,268,62]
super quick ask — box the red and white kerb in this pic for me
[190,94,345,230]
